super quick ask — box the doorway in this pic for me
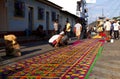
[28,7,34,32]
[46,11,49,35]
[0,0,7,31]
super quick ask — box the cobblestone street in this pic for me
[89,39,120,79]
[0,38,120,79]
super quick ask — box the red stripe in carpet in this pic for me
[0,39,104,79]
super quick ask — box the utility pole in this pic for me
[102,8,104,17]
[76,0,87,18]
[76,0,88,39]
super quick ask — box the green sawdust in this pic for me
[85,46,103,79]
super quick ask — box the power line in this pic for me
[87,0,120,23]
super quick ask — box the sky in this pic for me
[49,0,120,23]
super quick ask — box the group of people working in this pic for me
[3,18,83,56]
[49,18,83,47]
[92,18,120,41]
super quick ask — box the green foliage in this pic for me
[113,16,120,20]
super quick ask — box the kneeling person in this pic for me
[49,31,68,47]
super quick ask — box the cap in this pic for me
[59,31,64,35]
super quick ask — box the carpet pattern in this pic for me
[0,39,104,79]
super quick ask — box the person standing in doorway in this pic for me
[53,19,59,34]
[74,18,82,40]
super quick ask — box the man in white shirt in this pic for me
[53,19,59,34]
[74,19,82,40]
[113,20,120,39]
[104,18,111,41]
[48,31,68,47]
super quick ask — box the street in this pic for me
[0,38,120,79]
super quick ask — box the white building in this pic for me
[0,0,78,37]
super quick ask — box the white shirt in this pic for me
[54,22,58,31]
[48,35,59,43]
[113,23,119,31]
[74,23,82,31]
[104,21,111,31]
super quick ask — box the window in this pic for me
[51,11,56,21]
[38,7,44,20]
[57,14,59,21]
[14,0,25,17]
[66,18,69,21]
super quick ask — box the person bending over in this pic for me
[48,31,68,47]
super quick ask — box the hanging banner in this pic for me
[86,0,96,3]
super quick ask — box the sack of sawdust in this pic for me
[4,34,21,57]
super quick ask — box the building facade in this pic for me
[0,0,78,37]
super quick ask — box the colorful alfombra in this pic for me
[0,39,104,79]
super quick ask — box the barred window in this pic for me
[38,7,44,20]
[51,11,56,21]
[14,0,25,17]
